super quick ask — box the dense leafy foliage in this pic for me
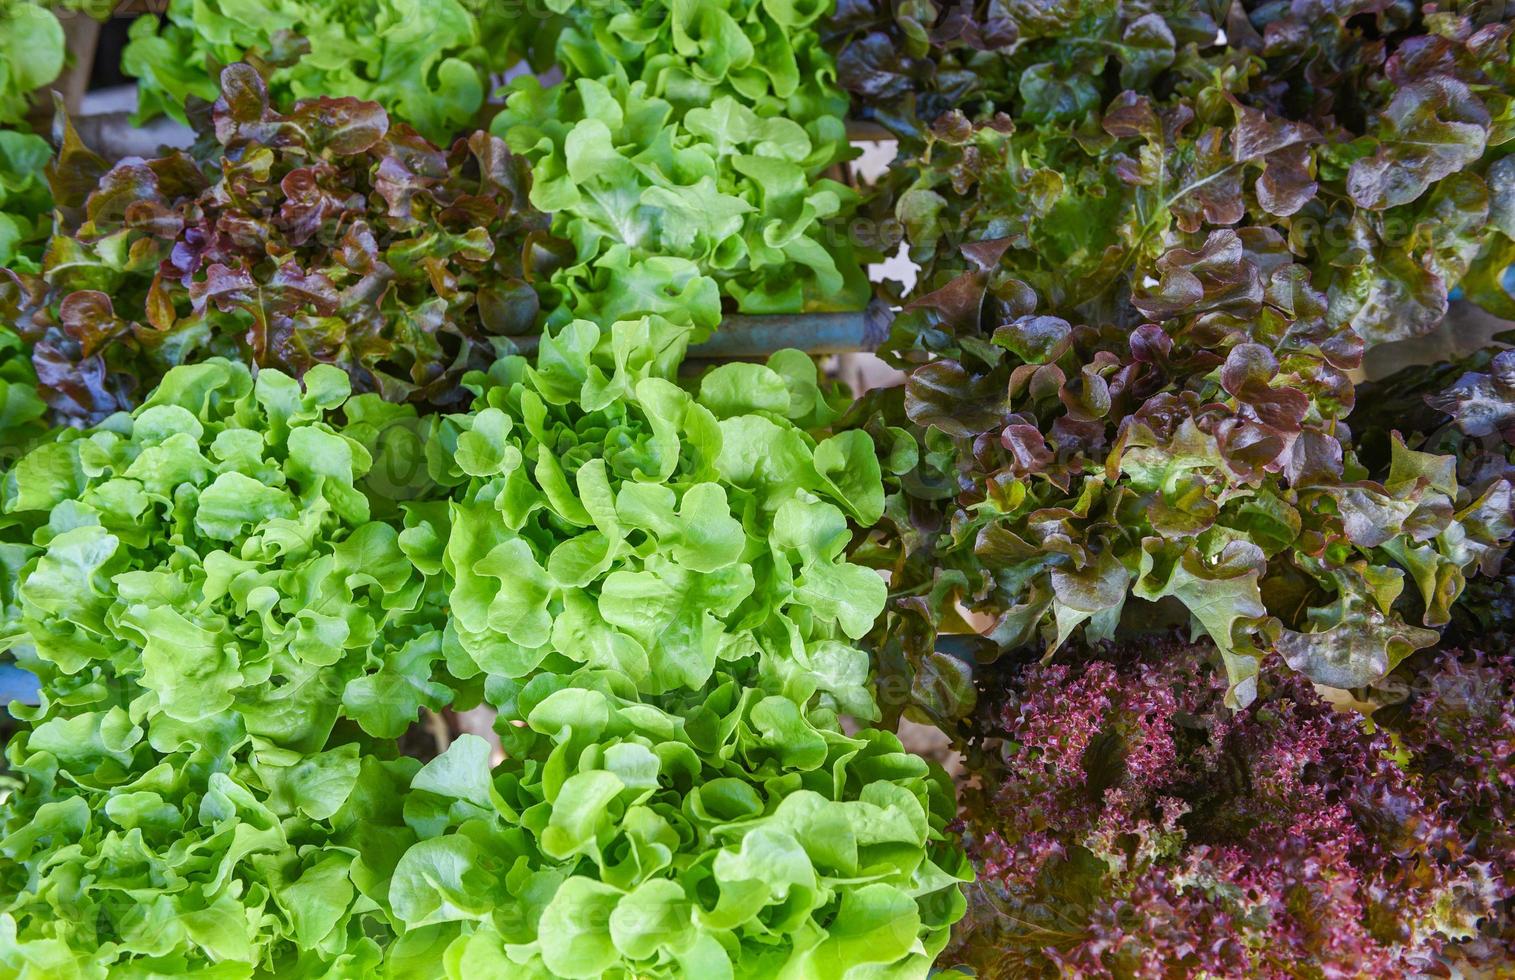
[824,1,1515,723]
[0,342,971,973]
[495,0,873,331]
[1427,345,1515,447]
[123,0,555,144]
[2,65,567,429]
[830,0,1515,343]
[0,2,86,452]
[0,0,64,127]
[1380,648,1515,966]
[0,324,44,455]
[0,128,51,274]
[401,334,893,713]
[0,131,50,453]
[386,675,968,978]
[1345,339,1515,638]
[3,1,1514,975]
[843,240,1515,723]
[946,637,1509,978]
[0,360,462,973]
[0,0,73,280]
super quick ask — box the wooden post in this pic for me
[56,9,101,114]
[846,119,896,142]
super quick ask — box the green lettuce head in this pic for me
[406,325,890,718]
[388,670,970,979]
[0,360,460,973]
[0,128,51,274]
[122,0,557,144]
[0,341,970,975]
[0,1,64,127]
[495,0,872,330]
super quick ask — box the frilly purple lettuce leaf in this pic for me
[946,635,1511,977]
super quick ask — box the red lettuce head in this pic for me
[948,636,1510,977]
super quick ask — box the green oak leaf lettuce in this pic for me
[410,328,888,718]
[0,1,75,284]
[0,359,458,974]
[0,5,974,974]
[0,127,51,275]
[0,323,45,455]
[495,0,872,332]
[122,0,558,144]
[0,343,968,975]
[386,670,969,979]
[0,1,64,127]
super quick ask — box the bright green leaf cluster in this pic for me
[0,335,969,972]
[0,359,461,974]
[387,670,969,979]
[0,0,64,127]
[409,326,889,716]
[0,128,50,273]
[0,323,45,456]
[122,0,555,144]
[0,6,977,973]
[0,2,68,277]
[494,0,872,331]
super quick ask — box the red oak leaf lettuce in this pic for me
[1,64,569,428]
[842,234,1513,724]
[829,0,1515,345]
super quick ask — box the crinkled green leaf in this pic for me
[390,677,968,978]
[122,0,558,143]
[434,326,888,709]
[0,359,451,972]
[495,0,871,332]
